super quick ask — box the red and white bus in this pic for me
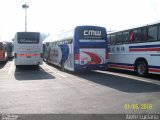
[0,42,8,62]
[107,22,160,76]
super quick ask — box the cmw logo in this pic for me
[83,30,101,36]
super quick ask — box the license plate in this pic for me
[26,56,31,58]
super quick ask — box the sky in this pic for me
[0,0,160,41]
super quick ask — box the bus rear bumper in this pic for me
[14,60,43,65]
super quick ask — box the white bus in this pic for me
[14,32,43,67]
[43,26,108,72]
[43,38,51,62]
[107,22,160,76]
[6,41,14,58]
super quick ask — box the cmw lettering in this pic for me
[84,30,101,36]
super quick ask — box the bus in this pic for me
[6,41,14,58]
[0,42,8,62]
[43,26,108,72]
[107,22,160,76]
[43,39,51,62]
[14,32,43,67]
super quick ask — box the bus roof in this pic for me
[108,21,160,34]
[44,25,106,43]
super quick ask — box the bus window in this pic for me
[148,25,158,41]
[116,32,123,44]
[141,27,147,41]
[110,34,116,45]
[18,32,40,44]
[107,35,111,45]
[133,29,141,42]
[68,39,72,44]
[123,31,129,44]
[158,25,160,40]
[129,31,135,43]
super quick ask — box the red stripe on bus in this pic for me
[129,48,160,52]
[75,54,79,60]
[17,54,40,57]
[106,53,109,59]
[149,68,160,73]
[108,64,134,70]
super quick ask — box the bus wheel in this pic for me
[35,65,40,69]
[16,65,20,69]
[61,62,65,72]
[135,61,148,77]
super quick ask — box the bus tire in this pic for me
[16,65,20,69]
[135,60,148,77]
[46,59,49,64]
[61,62,65,72]
[35,65,39,69]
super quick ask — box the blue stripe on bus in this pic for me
[129,44,160,49]
[78,42,107,48]
[149,65,160,69]
[108,62,133,66]
[109,63,160,69]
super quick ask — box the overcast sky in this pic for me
[0,0,160,41]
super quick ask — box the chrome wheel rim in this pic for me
[138,64,145,75]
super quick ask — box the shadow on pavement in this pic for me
[14,65,55,80]
[107,68,160,81]
[71,70,160,93]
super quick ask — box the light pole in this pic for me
[22,3,29,32]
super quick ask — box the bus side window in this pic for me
[133,29,141,42]
[141,27,147,41]
[68,39,72,44]
[129,31,135,43]
[148,25,158,41]
[116,32,123,44]
[123,31,129,44]
[158,25,160,41]
[107,35,111,45]
[110,34,115,45]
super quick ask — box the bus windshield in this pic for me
[79,28,107,41]
[17,32,40,44]
[77,26,107,48]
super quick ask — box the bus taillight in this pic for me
[14,53,17,58]
[106,53,109,59]
[75,53,79,64]
[3,52,5,57]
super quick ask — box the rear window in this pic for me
[17,32,40,44]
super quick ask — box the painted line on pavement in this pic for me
[8,61,14,75]
[43,64,66,78]
[98,70,160,85]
